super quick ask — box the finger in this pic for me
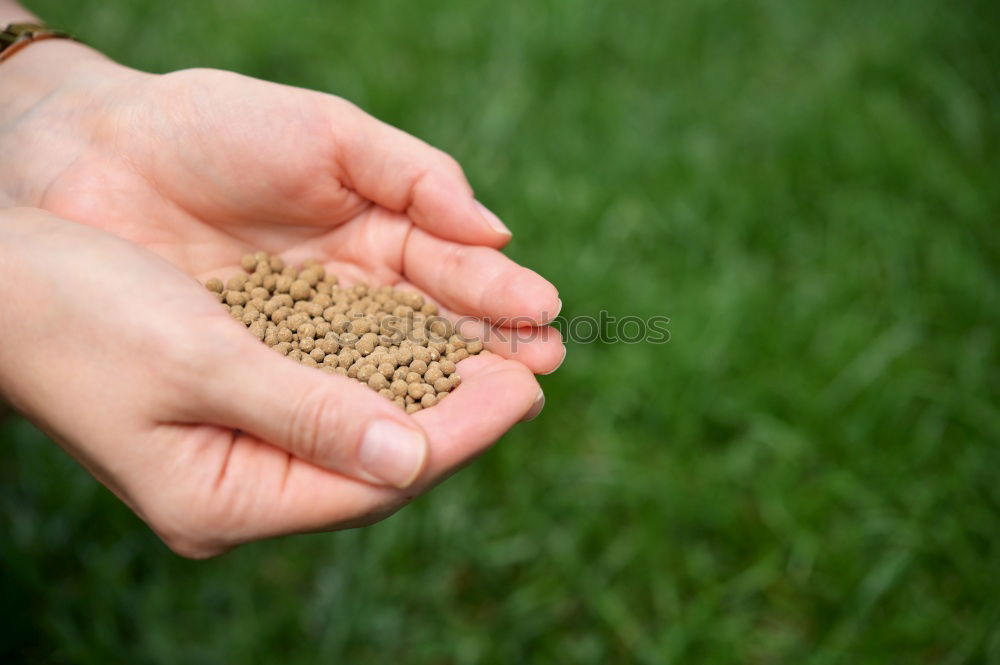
[185,322,429,489]
[450,317,567,375]
[217,354,541,542]
[402,227,561,325]
[391,278,566,374]
[277,355,542,526]
[410,353,544,482]
[147,425,398,556]
[330,98,512,247]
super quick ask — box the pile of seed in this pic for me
[204,251,484,413]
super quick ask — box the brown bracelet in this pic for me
[0,22,77,63]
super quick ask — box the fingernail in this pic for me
[521,390,545,422]
[541,346,567,375]
[474,201,512,236]
[359,420,428,488]
[543,298,562,324]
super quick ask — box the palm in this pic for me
[41,69,385,269]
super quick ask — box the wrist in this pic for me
[0,4,112,119]
[0,33,150,207]
[0,37,129,118]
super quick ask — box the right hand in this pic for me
[0,208,543,557]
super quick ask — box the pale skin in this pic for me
[0,1,564,557]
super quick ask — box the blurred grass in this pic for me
[2,0,999,662]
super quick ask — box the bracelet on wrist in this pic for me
[0,22,77,63]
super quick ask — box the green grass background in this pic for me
[3,0,999,662]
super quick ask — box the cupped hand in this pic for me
[0,44,564,373]
[0,42,565,555]
[0,209,545,557]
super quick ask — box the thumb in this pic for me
[189,334,429,489]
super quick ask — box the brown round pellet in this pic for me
[227,274,249,292]
[356,364,376,382]
[290,279,311,300]
[225,291,247,307]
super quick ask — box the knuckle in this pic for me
[326,94,362,118]
[439,242,472,277]
[161,535,226,560]
[142,497,225,559]
[433,149,467,184]
[287,387,346,465]
[341,496,409,529]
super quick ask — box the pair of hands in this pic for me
[0,40,563,557]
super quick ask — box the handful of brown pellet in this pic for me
[204,251,484,413]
